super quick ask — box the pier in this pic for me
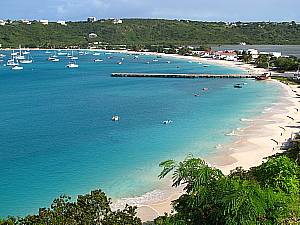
[111,73,257,79]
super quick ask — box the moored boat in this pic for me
[66,60,78,67]
[112,116,120,121]
[255,73,270,80]
[163,120,173,124]
[234,84,243,88]
[11,65,23,70]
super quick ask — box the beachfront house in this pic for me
[216,52,238,61]
[270,52,282,57]
[195,51,213,58]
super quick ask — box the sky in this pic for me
[1,0,299,22]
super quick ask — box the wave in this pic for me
[111,188,181,210]
[240,118,253,122]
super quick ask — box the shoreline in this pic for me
[210,80,299,174]
[105,50,299,222]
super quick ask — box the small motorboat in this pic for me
[112,116,120,121]
[11,65,24,70]
[204,65,209,67]
[117,61,122,64]
[194,93,201,96]
[234,84,243,88]
[203,88,208,90]
[163,120,173,124]
[94,59,103,62]
[65,60,78,67]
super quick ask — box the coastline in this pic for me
[105,50,299,222]
[211,80,299,174]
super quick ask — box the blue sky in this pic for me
[1,0,299,22]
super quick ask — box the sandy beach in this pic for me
[97,50,299,222]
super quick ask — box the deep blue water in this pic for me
[0,50,283,218]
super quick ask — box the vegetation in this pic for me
[1,19,300,48]
[0,190,141,225]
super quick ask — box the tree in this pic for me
[250,156,299,194]
[11,189,142,225]
[241,51,252,63]
[102,205,142,225]
[157,155,298,224]
[273,57,299,71]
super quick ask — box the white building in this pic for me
[246,49,259,55]
[270,52,282,57]
[40,19,48,25]
[88,17,96,23]
[113,19,123,24]
[88,33,98,38]
[0,20,6,25]
[21,19,31,24]
[57,20,67,25]
[216,52,238,61]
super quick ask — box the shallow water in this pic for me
[0,50,283,218]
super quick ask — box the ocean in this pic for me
[0,49,284,218]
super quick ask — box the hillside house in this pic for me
[113,19,123,24]
[40,19,48,25]
[57,20,67,25]
[0,20,7,25]
[21,19,31,24]
[88,17,96,23]
[88,33,98,38]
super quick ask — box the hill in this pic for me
[0,19,300,48]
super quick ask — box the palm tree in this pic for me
[157,155,296,224]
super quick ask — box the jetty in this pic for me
[111,73,257,79]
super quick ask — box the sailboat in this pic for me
[67,50,78,60]
[20,52,34,63]
[15,46,25,60]
[7,50,20,66]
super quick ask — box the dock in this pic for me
[111,73,257,79]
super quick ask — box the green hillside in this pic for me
[0,19,300,48]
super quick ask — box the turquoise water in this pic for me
[0,50,283,218]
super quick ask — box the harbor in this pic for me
[111,73,257,78]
